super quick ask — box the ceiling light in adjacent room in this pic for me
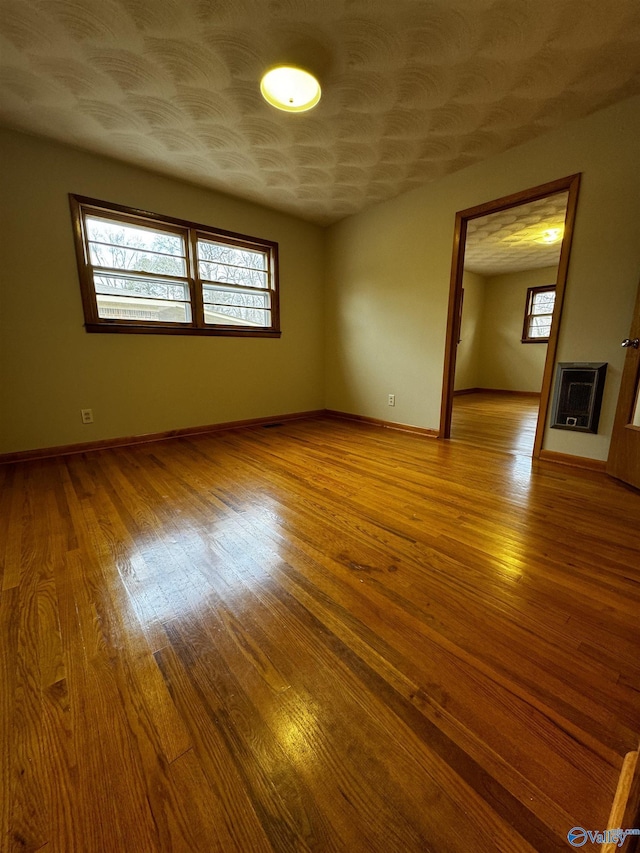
[260,66,321,113]
[538,227,563,244]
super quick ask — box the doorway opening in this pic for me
[440,174,581,459]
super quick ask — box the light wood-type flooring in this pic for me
[1,412,639,852]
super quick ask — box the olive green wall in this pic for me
[454,270,485,392]
[476,266,556,393]
[0,129,325,454]
[325,95,640,461]
[3,94,640,461]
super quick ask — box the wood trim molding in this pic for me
[453,388,541,398]
[606,275,640,489]
[439,173,582,461]
[521,284,556,344]
[533,174,581,458]
[325,410,439,437]
[4,412,606,470]
[601,745,640,853]
[69,194,281,338]
[0,410,325,465]
[538,449,607,473]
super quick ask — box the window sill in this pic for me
[85,322,281,338]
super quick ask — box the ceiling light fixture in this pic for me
[538,227,563,244]
[260,65,321,113]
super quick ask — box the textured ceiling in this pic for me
[1,0,639,225]
[465,192,568,276]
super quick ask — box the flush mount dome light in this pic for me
[537,227,563,244]
[260,65,321,112]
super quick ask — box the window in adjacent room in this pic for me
[522,285,556,343]
[69,195,280,337]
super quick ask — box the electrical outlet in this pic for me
[81,408,94,424]
[388,394,395,407]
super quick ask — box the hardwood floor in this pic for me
[1,416,639,852]
[451,391,540,456]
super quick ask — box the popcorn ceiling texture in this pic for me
[0,0,639,225]
[465,193,568,276]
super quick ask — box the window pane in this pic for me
[97,294,191,323]
[529,316,552,337]
[199,260,268,289]
[89,243,186,277]
[202,283,270,326]
[203,304,270,326]
[94,274,189,302]
[532,291,556,314]
[197,239,267,271]
[530,315,551,327]
[86,217,185,257]
[72,196,279,336]
[203,285,270,310]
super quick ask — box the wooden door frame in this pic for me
[439,173,582,458]
[606,275,640,488]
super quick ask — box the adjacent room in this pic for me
[1,1,640,850]
[451,192,567,456]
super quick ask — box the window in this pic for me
[69,195,280,337]
[522,285,556,343]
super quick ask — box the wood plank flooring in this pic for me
[1,415,639,852]
[451,391,540,456]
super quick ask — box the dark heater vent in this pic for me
[551,363,607,433]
